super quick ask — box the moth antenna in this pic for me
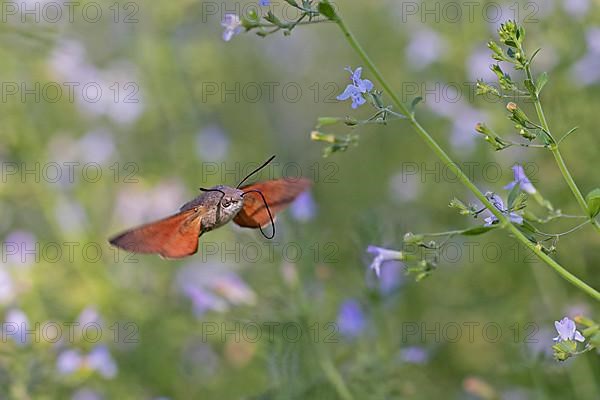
[199,187,226,199]
[236,155,276,189]
[241,189,275,239]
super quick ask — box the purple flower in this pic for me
[553,317,585,343]
[585,27,600,55]
[77,306,102,327]
[399,346,429,364]
[504,165,536,194]
[87,346,118,378]
[56,345,118,379]
[290,191,316,221]
[3,230,37,267]
[570,28,600,86]
[3,309,29,345]
[377,260,405,295]
[56,349,82,375]
[259,0,270,5]
[405,28,446,70]
[337,67,374,109]
[72,388,103,400]
[366,245,403,277]
[177,265,256,317]
[181,284,228,316]
[563,0,589,18]
[483,192,523,226]
[336,299,365,338]
[211,273,257,305]
[221,14,242,42]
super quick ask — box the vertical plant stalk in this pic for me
[328,7,600,301]
[522,62,600,232]
[320,358,355,400]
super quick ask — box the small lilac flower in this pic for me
[399,346,429,364]
[336,299,365,338]
[221,14,242,42]
[3,309,29,345]
[366,245,403,277]
[181,284,228,316]
[4,230,37,267]
[211,273,257,305]
[78,306,102,327]
[290,191,316,221]
[57,349,82,375]
[405,28,446,70]
[337,67,374,109]
[72,388,103,400]
[87,346,118,378]
[553,317,585,343]
[562,0,588,18]
[259,0,270,5]
[483,192,523,226]
[504,165,536,194]
[378,260,405,295]
[56,345,118,379]
[570,28,600,86]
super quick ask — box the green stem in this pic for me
[551,146,600,231]
[331,9,600,301]
[319,358,354,400]
[523,61,600,232]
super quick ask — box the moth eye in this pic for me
[222,199,231,208]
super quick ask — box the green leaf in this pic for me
[461,225,496,236]
[318,2,337,21]
[316,117,342,128]
[586,188,600,217]
[536,72,549,94]
[507,183,521,209]
[537,128,555,146]
[529,48,542,63]
[403,232,425,245]
[410,96,422,115]
[517,221,538,243]
[558,126,578,144]
[524,79,537,98]
[264,11,283,26]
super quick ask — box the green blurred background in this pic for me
[0,0,599,398]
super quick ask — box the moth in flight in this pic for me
[109,156,311,259]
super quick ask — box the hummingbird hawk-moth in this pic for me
[108,156,311,259]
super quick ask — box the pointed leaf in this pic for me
[461,225,496,236]
[507,183,521,209]
[586,188,600,217]
[318,2,337,21]
[524,79,537,98]
[536,72,549,94]
[410,96,422,115]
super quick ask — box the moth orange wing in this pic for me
[234,178,311,229]
[109,208,203,259]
